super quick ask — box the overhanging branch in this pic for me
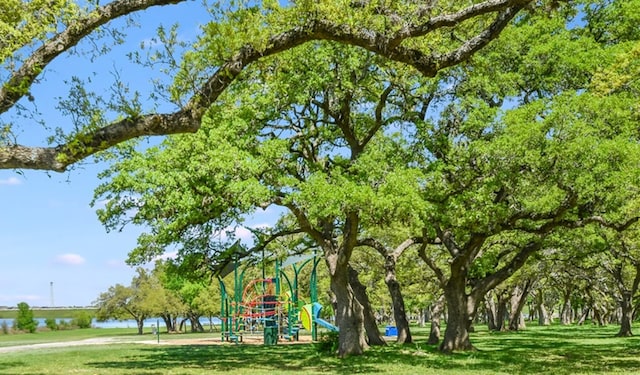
[0,0,532,171]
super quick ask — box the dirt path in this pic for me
[0,337,135,353]
[0,334,313,353]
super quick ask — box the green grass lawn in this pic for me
[0,308,96,319]
[1,324,640,374]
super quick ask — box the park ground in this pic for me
[1,323,640,374]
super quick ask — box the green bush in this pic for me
[314,330,339,354]
[1,320,9,334]
[15,302,37,333]
[71,311,93,329]
[44,317,58,331]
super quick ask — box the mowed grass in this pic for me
[1,323,640,374]
[0,308,95,319]
[0,328,138,348]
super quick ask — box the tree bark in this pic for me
[428,295,445,345]
[496,292,509,331]
[616,291,634,337]
[560,289,573,325]
[418,308,428,328]
[160,313,175,332]
[440,276,476,353]
[0,2,529,171]
[189,313,204,332]
[484,291,498,331]
[576,307,589,325]
[383,256,412,344]
[348,266,386,346]
[136,318,145,335]
[535,292,551,326]
[327,253,368,357]
[508,283,531,331]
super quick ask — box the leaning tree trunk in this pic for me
[384,257,412,344]
[593,303,607,326]
[616,291,634,337]
[327,254,368,357]
[428,294,445,345]
[576,307,590,325]
[189,313,204,332]
[508,283,531,331]
[535,292,551,326]
[440,276,476,353]
[160,313,175,332]
[484,291,498,331]
[348,266,386,346]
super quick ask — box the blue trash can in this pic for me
[385,326,397,336]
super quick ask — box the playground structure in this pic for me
[217,251,338,344]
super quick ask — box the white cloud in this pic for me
[54,253,86,266]
[91,199,110,210]
[0,176,22,186]
[153,251,178,262]
[234,227,254,241]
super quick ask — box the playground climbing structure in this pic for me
[217,249,329,344]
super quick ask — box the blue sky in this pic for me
[0,1,277,307]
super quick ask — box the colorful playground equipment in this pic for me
[300,302,338,332]
[217,250,332,344]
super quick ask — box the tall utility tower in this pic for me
[50,281,54,307]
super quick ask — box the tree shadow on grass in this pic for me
[83,326,640,375]
[440,325,640,374]
[85,344,383,374]
[0,361,26,372]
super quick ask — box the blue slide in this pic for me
[315,317,339,332]
[312,302,339,332]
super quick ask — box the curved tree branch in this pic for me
[0,0,532,171]
[0,0,187,114]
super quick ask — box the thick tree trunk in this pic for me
[496,293,509,331]
[428,295,445,345]
[189,314,203,332]
[328,256,368,357]
[160,314,174,332]
[560,289,573,325]
[418,308,427,328]
[384,257,412,344]
[484,291,498,331]
[577,307,590,325]
[508,284,531,331]
[136,318,145,335]
[535,292,551,326]
[440,278,476,353]
[348,266,386,346]
[616,291,634,337]
[593,303,607,326]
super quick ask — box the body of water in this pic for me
[0,317,222,330]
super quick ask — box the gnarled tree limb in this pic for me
[0,0,532,171]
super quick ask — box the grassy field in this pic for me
[1,324,640,374]
[0,308,96,319]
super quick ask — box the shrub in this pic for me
[44,318,58,331]
[15,302,37,333]
[1,320,9,334]
[314,330,339,354]
[71,311,93,329]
